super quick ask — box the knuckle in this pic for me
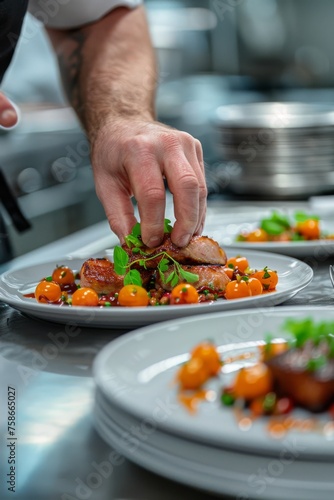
[177,172,199,191]
[140,186,166,203]
[160,131,182,151]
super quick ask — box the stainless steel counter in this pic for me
[1,199,334,500]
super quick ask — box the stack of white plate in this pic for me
[93,307,334,500]
[213,102,334,199]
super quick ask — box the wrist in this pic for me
[88,112,155,150]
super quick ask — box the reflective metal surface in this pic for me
[213,102,334,199]
[1,198,334,499]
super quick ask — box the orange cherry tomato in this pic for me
[226,256,249,273]
[72,287,99,306]
[171,283,199,304]
[222,266,234,280]
[35,280,62,303]
[51,265,75,285]
[252,267,278,291]
[245,228,269,243]
[259,341,288,361]
[295,219,320,240]
[118,285,149,307]
[225,279,251,300]
[191,342,221,376]
[233,362,273,400]
[247,277,262,296]
[177,357,209,390]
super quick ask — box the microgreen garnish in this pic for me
[260,211,291,236]
[164,219,173,233]
[123,269,142,286]
[259,210,320,236]
[281,318,334,368]
[113,219,198,286]
[294,211,319,223]
[306,356,327,372]
[262,266,271,279]
[113,246,129,275]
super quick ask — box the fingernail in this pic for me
[0,109,18,128]
[177,234,192,248]
[146,236,162,248]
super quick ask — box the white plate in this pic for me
[0,252,313,329]
[93,306,334,459]
[205,218,334,258]
[93,388,334,500]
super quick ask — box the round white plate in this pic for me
[0,253,312,328]
[205,218,334,258]
[93,388,334,500]
[93,306,334,459]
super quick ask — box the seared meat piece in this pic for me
[156,265,230,292]
[266,345,334,412]
[80,258,152,294]
[123,234,227,269]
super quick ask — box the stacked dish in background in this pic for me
[93,307,334,500]
[213,102,334,199]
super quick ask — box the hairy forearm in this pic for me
[47,6,157,142]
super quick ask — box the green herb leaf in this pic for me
[179,269,199,283]
[306,356,327,372]
[171,273,179,288]
[164,219,173,233]
[262,266,271,279]
[260,211,291,235]
[124,269,143,286]
[291,233,305,241]
[131,222,142,237]
[165,271,176,284]
[125,234,143,248]
[158,258,170,273]
[113,246,129,275]
[294,211,319,223]
[260,220,286,235]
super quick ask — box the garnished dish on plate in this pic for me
[236,211,334,243]
[0,225,313,327]
[92,306,334,498]
[28,220,279,307]
[175,318,334,437]
[207,209,334,258]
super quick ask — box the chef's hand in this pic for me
[0,91,18,128]
[91,118,207,248]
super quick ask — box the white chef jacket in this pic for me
[28,0,142,29]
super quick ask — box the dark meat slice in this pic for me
[80,258,152,294]
[266,346,334,412]
[123,234,227,269]
[156,264,230,292]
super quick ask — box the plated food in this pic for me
[175,317,334,436]
[29,221,279,308]
[93,307,334,499]
[236,210,334,243]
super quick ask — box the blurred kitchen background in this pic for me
[2,0,334,261]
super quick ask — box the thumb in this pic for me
[0,92,19,129]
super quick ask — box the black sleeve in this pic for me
[0,0,29,83]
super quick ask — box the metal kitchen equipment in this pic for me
[213,101,334,199]
[0,103,105,259]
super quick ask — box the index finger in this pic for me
[165,157,206,247]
